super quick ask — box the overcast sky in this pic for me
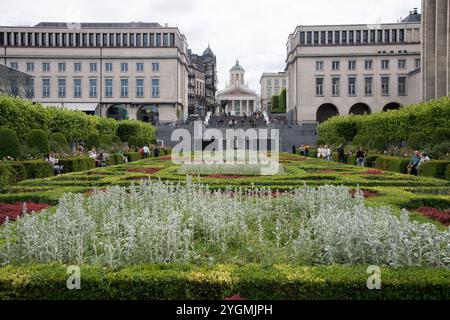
[3,0,421,92]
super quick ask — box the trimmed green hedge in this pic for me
[0,163,28,188]
[365,155,380,168]
[419,161,450,180]
[125,152,142,162]
[375,157,411,174]
[446,164,450,181]
[347,155,357,165]
[107,154,125,166]
[319,97,450,144]
[21,160,54,179]
[58,157,95,174]
[0,264,449,300]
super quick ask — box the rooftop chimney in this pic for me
[413,8,418,14]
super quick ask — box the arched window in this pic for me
[106,104,128,121]
[349,103,371,115]
[316,103,339,123]
[137,104,159,125]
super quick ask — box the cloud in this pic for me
[2,0,421,92]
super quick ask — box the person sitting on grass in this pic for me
[408,150,422,176]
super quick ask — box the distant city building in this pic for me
[0,63,32,98]
[187,45,218,117]
[422,0,450,101]
[285,9,422,123]
[259,72,286,112]
[0,22,190,124]
[217,59,257,116]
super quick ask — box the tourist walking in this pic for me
[142,145,151,158]
[337,144,345,163]
[356,148,365,167]
[408,151,422,176]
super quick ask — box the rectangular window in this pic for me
[399,29,405,43]
[398,59,406,69]
[316,61,324,71]
[156,33,161,46]
[381,60,390,70]
[384,30,390,43]
[122,34,128,46]
[136,33,141,47]
[58,62,66,72]
[90,63,97,72]
[121,79,128,97]
[163,33,168,46]
[365,60,373,70]
[143,33,149,46]
[26,79,35,98]
[105,63,113,72]
[10,62,18,70]
[348,77,356,96]
[315,77,324,96]
[398,76,407,96]
[313,31,319,45]
[152,79,160,97]
[334,31,340,44]
[282,79,286,87]
[370,30,376,42]
[116,33,121,46]
[332,61,340,70]
[381,76,390,96]
[377,30,383,42]
[152,62,160,72]
[392,29,397,42]
[327,31,333,44]
[349,31,354,43]
[320,31,325,44]
[150,33,155,47]
[69,33,74,46]
[58,79,66,98]
[300,32,305,45]
[129,33,135,47]
[136,79,144,97]
[332,78,340,96]
[74,79,82,97]
[136,62,144,72]
[26,62,34,72]
[121,63,128,72]
[89,79,97,98]
[348,60,356,70]
[342,31,347,43]
[356,30,361,43]
[363,30,368,43]
[415,58,421,69]
[74,63,82,72]
[43,62,50,72]
[306,32,312,45]
[105,79,113,97]
[364,77,373,96]
[42,79,50,98]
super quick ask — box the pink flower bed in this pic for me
[416,207,450,226]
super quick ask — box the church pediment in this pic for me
[218,86,256,97]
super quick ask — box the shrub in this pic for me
[407,132,428,150]
[125,152,142,162]
[365,155,380,168]
[347,155,357,165]
[335,120,358,142]
[111,135,122,145]
[371,135,387,152]
[431,142,450,159]
[137,137,146,148]
[0,264,449,300]
[0,128,21,160]
[99,135,113,149]
[318,97,450,145]
[58,157,95,174]
[316,138,326,146]
[271,95,280,112]
[21,160,54,179]
[107,154,125,166]
[430,128,450,147]
[128,136,139,148]
[49,132,70,153]
[0,163,27,187]
[375,156,410,174]
[419,161,450,180]
[26,129,50,155]
[279,89,287,112]
[446,164,450,181]
[86,133,100,150]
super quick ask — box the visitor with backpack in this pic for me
[356,148,365,167]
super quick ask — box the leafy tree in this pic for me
[0,128,21,160]
[271,95,280,113]
[407,132,428,150]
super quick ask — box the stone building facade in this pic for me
[285,10,422,123]
[422,0,450,100]
[259,72,287,112]
[0,22,190,124]
[187,46,218,117]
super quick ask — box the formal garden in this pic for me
[0,96,449,299]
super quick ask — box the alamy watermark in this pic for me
[66,265,81,290]
[170,121,280,176]
[366,265,381,290]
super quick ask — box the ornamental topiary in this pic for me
[49,132,70,153]
[26,129,50,154]
[407,132,428,150]
[0,128,21,160]
[371,135,387,152]
[86,133,100,150]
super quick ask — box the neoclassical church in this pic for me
[217,59,257,116]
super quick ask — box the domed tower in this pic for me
[229,59,245,87]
